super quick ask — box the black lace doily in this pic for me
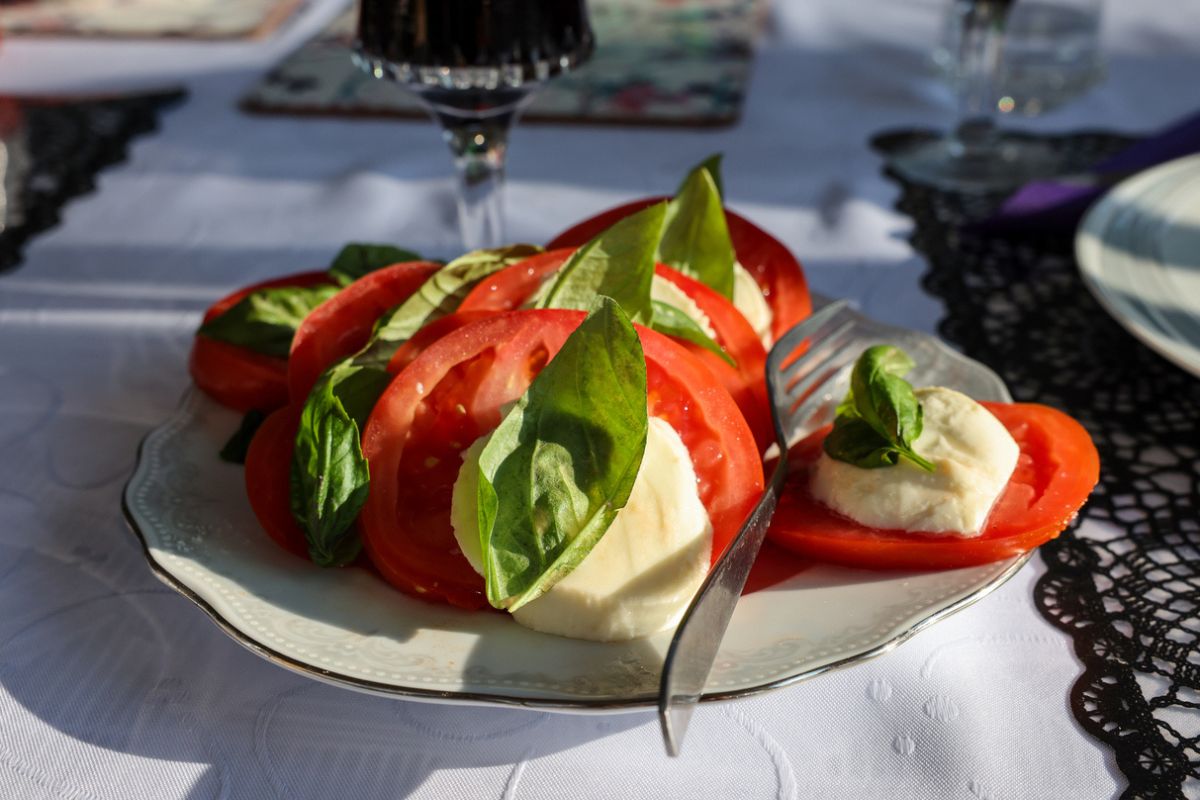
[873,130,1200,800]
[0,89,185,274]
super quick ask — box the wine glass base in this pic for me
[888,135,1060,193]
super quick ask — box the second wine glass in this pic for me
[356,0,593,250]
[890,0,1104,192]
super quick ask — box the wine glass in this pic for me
[355,0,594,250]
[890,0,1105,192]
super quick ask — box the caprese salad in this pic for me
[189,156,1098,643]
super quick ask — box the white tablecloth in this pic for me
[1,1,1197,797]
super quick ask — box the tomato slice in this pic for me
[386,310,499,374]
[548,198,813,341]
[190,270,334,412]
[459,249,771,450]
[457,248,573,312]
[287,261,441,403]
[768,402,1100,570]
[244,405,309,559]
[359,309,764,609]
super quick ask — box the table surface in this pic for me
[1,1,1197,797]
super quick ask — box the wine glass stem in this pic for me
[951,0,1011,159]
[437,109,516,252]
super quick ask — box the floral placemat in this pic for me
[0,0,304,40]
[242,0,764,127]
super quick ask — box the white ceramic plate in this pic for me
[124,314,1027,712]
[1077,154,1200,378]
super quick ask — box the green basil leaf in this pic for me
[477,297,649,611]
[826,345,935,472]
[822,416,902,469]
[659,162,735,299]
[219,409,266,464]
[676,153,724,199]
[649,300,735,366]
[538,203,665,324]
[289,362,393,566]
[363,244,541,364]
[851,345,921,446]
[328,243,421,285]
[198,284,339,358]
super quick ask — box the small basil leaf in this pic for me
[676,154,724,199]
[851,345,922,449]
[219,409,266,464]
[649,300,735,367]
[822,417,901,469]
[659,164,735,299]
[290,362,393,566]
[538,203,665,324]
[834,388,859,420]
[363,244,541,365]
[826,345,935,472]
[477,297,649,611]
[198,284,339,357]
[328,243,421,285]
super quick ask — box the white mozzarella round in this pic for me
[731,262,774,346]
[450,417,713,641]
[810,387,1019,536]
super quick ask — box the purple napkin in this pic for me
[974,110,1200,235]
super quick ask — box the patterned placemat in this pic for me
[873,129,1200,800]
[0,90,185,274]
[0,0,304,40]
[242,0,764,127]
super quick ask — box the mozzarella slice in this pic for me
[650,274,716,338]
[732,262,774,346]
[450,416,713,641]
[810,387,1019,536]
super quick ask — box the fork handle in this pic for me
[657,461,785,755]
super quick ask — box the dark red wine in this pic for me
[357,0,593,81]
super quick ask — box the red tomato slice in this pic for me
[190,270,334,413]
[459,249,772,450]
[244,405,309,559]
[287,261,441,403]
[359,309,764,610]
[768,402,1100,570]
[548,198,812,341]
[457,248,573,312]
[386,310,499,374]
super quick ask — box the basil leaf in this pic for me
[219,409,266,464]
[824,345,935,472]
[676,153,724,199]
[659,161,735,299]
[364,243,541,363]
[823,417,904,469]
[197,284,339,358]
[538,203,665,324]
[477,297,649,611]
[328,243,421,285]
[851,345,922,447]
[649,300,734,366]
[289,362,393,566]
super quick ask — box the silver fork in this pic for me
[657,298,857,756]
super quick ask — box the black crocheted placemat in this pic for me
[0,89,185,274]
[873,129,1200,800]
